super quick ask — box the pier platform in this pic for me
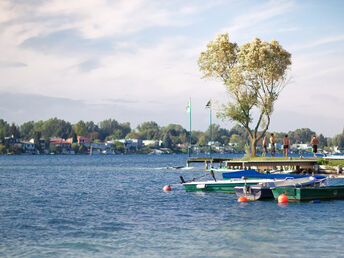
[186,157,229,169]
[186,157,318,172]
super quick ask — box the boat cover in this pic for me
[222,169,326,180]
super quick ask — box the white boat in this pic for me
[324,155,344,160]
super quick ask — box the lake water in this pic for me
[1,154,344,257]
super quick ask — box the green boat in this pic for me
[271,186,344,201]
[183,178,285,193]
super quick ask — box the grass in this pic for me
[319,159,344,167]
[234,156,344,167]
[234,156,316,161]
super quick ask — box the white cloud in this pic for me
[0,0,196,45]
[222,0,295,36]
[290,34,344,51]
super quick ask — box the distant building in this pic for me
[29,138,46,150]
[50,137,72,149]
[292,143,312,150]
[269,143,283,150]
[66,136,90,145]
[4,136,20,146]
[117,139,142,151]
[142,140,162,147]
[21,141,36,152]
[90,142,108,150]
[208,141,221,146]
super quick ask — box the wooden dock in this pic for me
[225,159,318,172]
[186,157,319,172]
[186,157,229,169]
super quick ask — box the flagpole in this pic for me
[209,101,212,156]
[188,98,192,157]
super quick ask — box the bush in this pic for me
[317,158,329,165]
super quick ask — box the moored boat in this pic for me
[234,176,323,200]
[271,185,344,201]
[182,178,288,193]
[181,170,326,194]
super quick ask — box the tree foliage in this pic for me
[198,33,291,156]
[137,121,160,140]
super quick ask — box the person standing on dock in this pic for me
[262,135,268,157]
[283,135,291,158]
[311,135,320,158]
[270,133,275,157]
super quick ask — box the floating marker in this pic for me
[163,185,172,191]
[278,194,288,203]
[238,196,248,202]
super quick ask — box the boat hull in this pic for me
[183,182,259,193]
[183,179,279,193]
[234,176,322,200]
[272,186,344,201]
[234,186,273,200]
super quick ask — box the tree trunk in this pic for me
[251,138,257,157]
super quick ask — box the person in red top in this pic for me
[311,135,320,157]
[283,135,291,158]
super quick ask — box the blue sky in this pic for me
[0,0,343,136]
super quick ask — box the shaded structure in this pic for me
[186,157,319,172]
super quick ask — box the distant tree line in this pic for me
[0,117,343,153]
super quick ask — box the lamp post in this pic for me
[206,100,212,156]
[187,98,192,157]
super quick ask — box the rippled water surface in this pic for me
[1,155,344,257]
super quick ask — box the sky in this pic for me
[0,0,343,137]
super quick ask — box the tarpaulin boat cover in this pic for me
[222,169,326,180]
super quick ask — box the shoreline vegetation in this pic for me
[1,117,344,158]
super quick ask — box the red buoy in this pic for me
[278,194,288,203]
[238,196,248,202]
[163,185,172,191]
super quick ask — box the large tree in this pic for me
[137,121,160,140]
[198,33,291,156]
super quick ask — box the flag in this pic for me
[186,99,191,113]
[205,100,212,108]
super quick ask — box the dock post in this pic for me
[336,165,342,174]
[313,164,320,173]
[205,161,208,169]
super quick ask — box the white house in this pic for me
[117,139,142,151]
[142,140,162,147]
[292,143,312,150]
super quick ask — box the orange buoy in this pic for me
[278,194,288,203]
[238,196,248,202]
[163,185,172,191]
